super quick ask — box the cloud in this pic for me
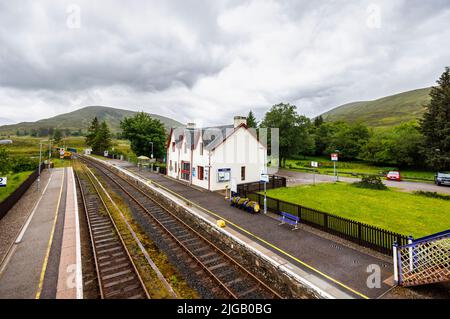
[0,0,449,125]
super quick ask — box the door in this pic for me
[181,161,190,181]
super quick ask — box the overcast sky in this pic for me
[1,0,450,126]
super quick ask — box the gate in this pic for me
[394,230,450,286]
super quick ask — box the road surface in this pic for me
[277,169,450,194]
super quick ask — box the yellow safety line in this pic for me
[135,170,370,299]
[35,168,65,299]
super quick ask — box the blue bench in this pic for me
[278,212,300,230]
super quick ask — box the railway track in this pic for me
[75,164,150,299]
[79,156,282,299]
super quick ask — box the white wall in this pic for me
[208,127,265,191]
[167,126,266,191]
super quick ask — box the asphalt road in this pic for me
[277,169,450,194]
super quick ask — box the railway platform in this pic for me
[0,167,82,299]
[98,157,396,299]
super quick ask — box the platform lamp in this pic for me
[149,142,154,172]
[38,139,49,191]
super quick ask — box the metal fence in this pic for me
[237,175,287,196]
[246,192,409,255]
[0,164,45,220]
[395,230,450,286]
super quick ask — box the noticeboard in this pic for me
[217,168,231,183]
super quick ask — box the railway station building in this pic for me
[166,116,267,191]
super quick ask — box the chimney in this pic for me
[186,122,196,129]
[233,116,247,128]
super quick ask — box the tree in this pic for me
[387,123,424,167]
[247,110,258,128]
[326,123,370,160]
[313,122,340,156]
[260,103,312,167]
[85,117,100,148]
[0,147,11,175]
[120,112,166,159]
[93,121,112,153]
[53,129,63,146]
[361,122,425,167]
[314,115,324,128]
[421,67,450,170]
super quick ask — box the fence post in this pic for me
[393,241,399,284]
[297,205,301,219]
[323,214,328,230]
[276,199,280,212]
[408,235,413,272]
[358,223,362,245]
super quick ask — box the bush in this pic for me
[12,156,39,173]
[413,191,450,201]
[353,175,388,190]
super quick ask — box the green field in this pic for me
[4,136,132,157]
[321,87,431,128]
[0,171,34,202]
[285,156,435,182]
[264,183,450,237]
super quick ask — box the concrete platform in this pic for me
[0,167,82,299]
[99,158,396,299]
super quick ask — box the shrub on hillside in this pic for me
[353,175,388,190]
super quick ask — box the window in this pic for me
[198,166,204,180]
[241,166,246,181]
[172,142,175,152]
[200,142,203,156]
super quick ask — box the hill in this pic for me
[0,106,183,134]
[321,87,432,128]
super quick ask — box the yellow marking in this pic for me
[132,169,370,299]
[35,168,65,299]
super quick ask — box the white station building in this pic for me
[166,116,267,191]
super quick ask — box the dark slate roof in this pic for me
[170,124,236,151]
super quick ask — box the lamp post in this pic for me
[149,142,154,172]
[335,149,340,182]
[38,139,50,191]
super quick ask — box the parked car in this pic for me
[435,171,450,186]
[386,171,401,181]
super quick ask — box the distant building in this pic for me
[166,116,266,191]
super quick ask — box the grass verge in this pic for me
[264,183,450,237]
[0,170,34,202]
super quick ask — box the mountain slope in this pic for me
[321,87,432,127]
[0,106,183,134]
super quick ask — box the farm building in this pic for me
[166,116,266,191]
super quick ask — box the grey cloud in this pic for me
[0,0,450,124]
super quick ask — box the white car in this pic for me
[435,172,450,186]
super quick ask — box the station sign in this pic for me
[311,161,319,168]
[331,153,339,161]
[0,177,7,187]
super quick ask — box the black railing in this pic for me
[237,175,287,197]
[0,164,45,220]
[246,192,408,256]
